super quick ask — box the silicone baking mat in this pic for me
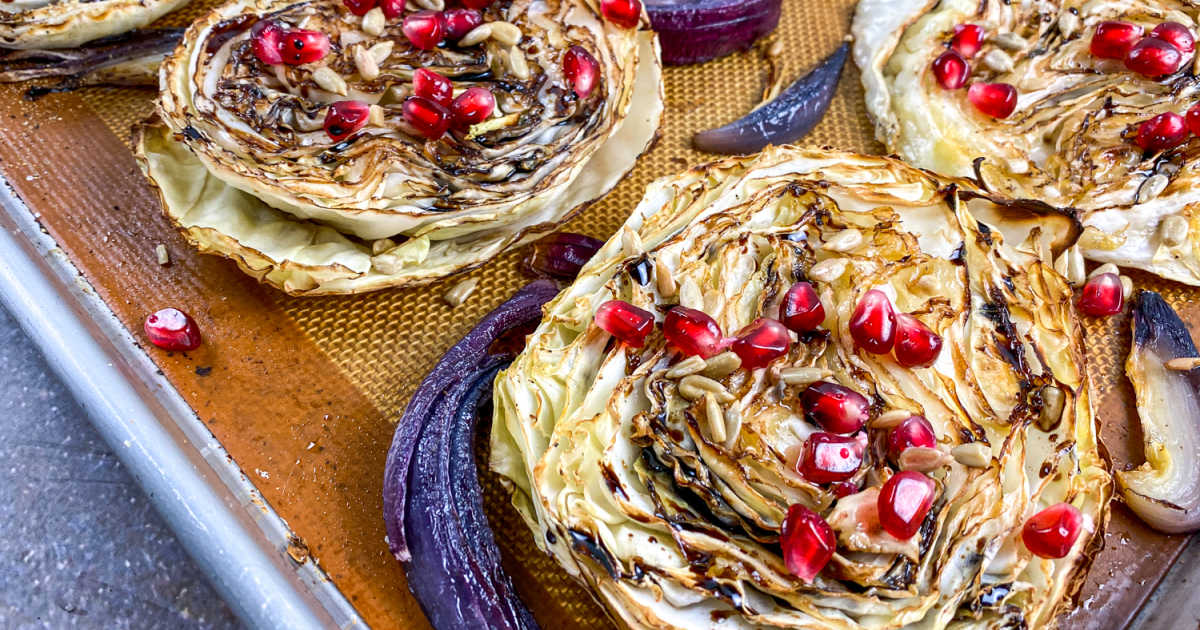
[0,0,1192,628]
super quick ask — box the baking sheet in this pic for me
[0,0,1193,628]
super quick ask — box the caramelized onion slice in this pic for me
[1119,291,1200,534]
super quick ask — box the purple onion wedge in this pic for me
[521,232,603,280]
[1118,290,1200,534]
[646,0,782,65]
[693,42,848,155]
[383,280,559,629]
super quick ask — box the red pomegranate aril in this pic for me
[800,381,870,434]
[563,45,600,98]
[459,0,492,9]
[1126,37,1183,77]
[402,96,452,139]
[779,504,836,583]
[413,68,454,106]
[831,481,859,498]
[250,20,283,65]
[600,0,641,29]
[1150,21,1195,54]
[931,50,968,90]
[950,23,984,58]
[781,281,825,332]
[849,289,896,354]
[324,100,370,141]
[595,300,654,348]
[403,10,445,50]
[1078,272,1124,317]
[798,432,863,484]
[380,0,405,20]
[730,318,791,369]
[451,87,495,127]
[967,82,1018,118]
[885,415,937,462]
[877,470,936,540]
[663,306,726,359]
[144,308,202,352]
[343,0,375,16]
[443,8,483,41]
[1135,112,1188,152]
[1090,21,1142,60]
[1022,503,1083,559]
[279,29,330,65]
[893,313,943,368]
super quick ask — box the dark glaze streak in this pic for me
[321,134,364,163]
[949,243,967,265]
[182,125,203,142]
[601,464,630,501]
[628,257,652,286]
[567,529,620,579]
[205,15,257,54]
[697,578,744,610]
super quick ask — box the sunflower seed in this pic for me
[155,244,169,266]
[704,393,727,443]
[900,447,951,471]
[371,237,397,255]
[655,257,676,298]
[506,47,530,80]
[778,367,830,386]
[992,32,1029,51]
[679,375,734,402]
[822,229,862,253]
[1120,275,1133,299]
[489,21,523,47]
[443,277,479,307]
[1088,262,1119,280]
[1053,245,1085,285]
[459,24,493,47]
[354,46,380,80]
[368,104,386,126]
[621,227,643,257]
[982,49,1014,72]
[1057,11,1080,38]
[1166,357,1200,371]
[312,66,347,96]
[1160,215,1189,247]
[872,409,912,429]
[362,8,385,37]
[1136,173,1169,204]
[369,40,394,65]
[665,355,706,379]
[1037,385,1064,431]
[702,352,742,379]
[951,443,991,468]
[808,258,847,283]
[678,276,703,310]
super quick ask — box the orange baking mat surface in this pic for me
[0,0,1187,629]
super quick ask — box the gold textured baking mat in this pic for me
[0,0,1186,629]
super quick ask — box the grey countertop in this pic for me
[1,294,1196,630]
[0,303,240,630]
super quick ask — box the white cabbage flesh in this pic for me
[138,0,663,294]
[0,0,189,49]
[491,147,1110,630]
[853,0,1200,285]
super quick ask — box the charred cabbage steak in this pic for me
[853,0,1200,285]
[490,147,1111,629]
[0,0,188,50]
[136,0,663,295]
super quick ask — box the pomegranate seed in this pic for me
[402,96,451,139]
[403,10,445,50]
[951,23,984,58]
[443,8,482,41]
[324,100,370,141]
[877,470,936,540]
[1090,21,1142,60]
[1126,37,1183,77]
[595,300,654,347]
[931,50,968,90]
[1135,112,1188,152]
[144,308,202,352]
[342,0,375,16]
[1187,103,1200,136]
[781,281,825,332]
[279,29,330,65]
[1150,21,1195,54]
[1077,272,1124,317]
[600,0,641,29]
[730,318,791,369]
[563,46,600,98]
[893,313,943,368]
[849,290,896,354]
[1022,503,1083,559]
[800,381,869,434]
[663,306,726,359]
[779,504,836,583]
[797,432,863,484]
[460,0,491,8]
[967,82,1018,118]
[451,87,495,127]
[831,481,859,498]
[885,415,936,462]
[413,68,453,106]
[380,0,405,20]
[250,20,283,65]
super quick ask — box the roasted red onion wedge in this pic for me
[1118,291,1200,534]
[693,43,847,154]
[383,280,558,629]
[646,0,782,65]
